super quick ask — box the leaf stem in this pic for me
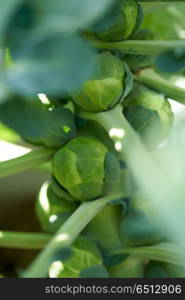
[23,193,123,278]
[135,68,185,105]
[0,148,56,178]
[0,231,51,249]
[90,39,185,55]
[109,243,185,267]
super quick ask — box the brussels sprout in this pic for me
[69,53,125,112]
[120,191,164,246]
[50,177,77,203]
[94,0,143,42]
[91,1,121,34]
[48,236,108,278]
[52,136,121,201]
[123,83,173,147]
[36,181,77,233]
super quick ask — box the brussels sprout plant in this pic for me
[1,0,185,280]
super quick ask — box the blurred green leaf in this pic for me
[33,0,115,33]
[142,3,185,40]
[6,33,95,96]
[0,0,23,41]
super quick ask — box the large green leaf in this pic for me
[5,33,95,96]
[0,98,76,147]
[33,0,115,33]
[0,0,23,41]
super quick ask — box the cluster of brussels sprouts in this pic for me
[33,1,174,277]
[34,51,173,276]
[1,0,179,278]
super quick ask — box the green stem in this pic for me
[79,105,167,200]
[0,148,55,178]
[108,243,185,267]
[23,193,122,278]
[0,231,51,249]
[90,39,185,55]
[135,68,185,105]
[79,105,156,167]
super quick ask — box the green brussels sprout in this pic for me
[69,53,125,112]
[48,236,109,278]
[36,181,77,233]
[94,0,143,42]
[123,83,173,147]
[91,1,121,34]
[50,177,77,203]
[120,191,164,246]
[52,136,121,201]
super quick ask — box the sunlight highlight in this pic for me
[115,141,122,151]
[39,182,50,213]
[49,261,64,278]
[55,233,69,243]
[109,128,125,138]
[0,141,30,162]
[49,215,58,223]
[38,93,50,104]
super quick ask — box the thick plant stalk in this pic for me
[0,231,51,249]
[23,193,122,278]
[79,105,158,168]
[91,39,185,55]
[135,68,185,105]
[0,148,55,178]
[79,106,185,244]
[79,105,166,201]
